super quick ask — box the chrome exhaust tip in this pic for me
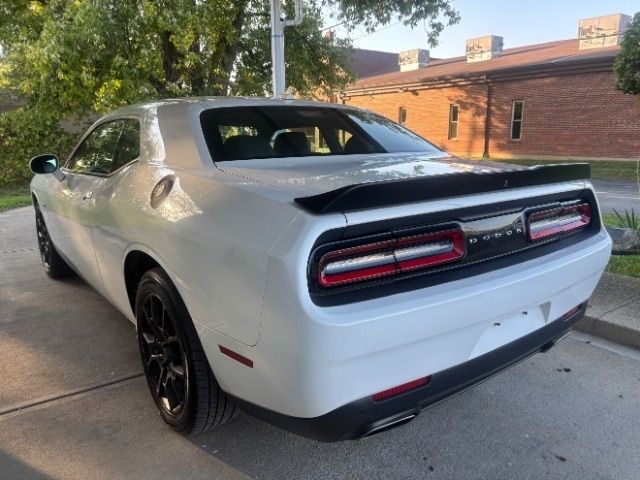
[363,413,416,438]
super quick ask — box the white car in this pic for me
[29,97,611,441]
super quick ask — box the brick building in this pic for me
[340,14,640,160]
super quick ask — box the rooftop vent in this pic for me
[578,13,631,50]
[398,49,429,72]
[465,35,504,63]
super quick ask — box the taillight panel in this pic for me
[309,190,600,305]
[527,202,591,241]
[318,229,465,287]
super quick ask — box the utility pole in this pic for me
[270,0,304,97]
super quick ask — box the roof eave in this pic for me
[342,56,616,97]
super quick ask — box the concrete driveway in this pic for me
[1,206,639,480]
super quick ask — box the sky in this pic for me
[328,0,638,58]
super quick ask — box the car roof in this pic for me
[105,96,362,118]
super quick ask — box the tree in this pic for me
[0,1,458,187]
[0,0,459,114]
[614,12,640,96]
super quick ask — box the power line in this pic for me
[351,21,401,41]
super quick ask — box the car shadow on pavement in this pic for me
[0,452,55,480]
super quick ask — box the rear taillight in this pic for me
[527,203,591,241]
[318,229,465,288]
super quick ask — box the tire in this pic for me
[34,204,74,279]
[135,267,236,435]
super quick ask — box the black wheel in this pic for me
[34,204,73,278]
[135,268,236,435]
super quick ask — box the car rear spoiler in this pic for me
[294,163,591,214]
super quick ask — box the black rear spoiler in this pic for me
[294,163,590,214]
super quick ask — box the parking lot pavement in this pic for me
[2,206,639,480]
[591,179,640,214]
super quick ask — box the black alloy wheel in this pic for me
[34,204,73,278]
[135,268,236,435]
[35,206,52,269]
[138,292,189,420]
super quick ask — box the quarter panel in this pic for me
[92,162,306,346]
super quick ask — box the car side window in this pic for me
[113,119,140,169]
[66,121,123,175]
[65,118,140,175]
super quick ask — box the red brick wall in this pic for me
[343,71,640,159]
[346,85,487,158]
[487,72,640,159]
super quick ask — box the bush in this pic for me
[612,209,640,234]
[0,107,77,188]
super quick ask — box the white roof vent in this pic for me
[465,35,504,63]
[398,49,429,72]
[578,14,631,50]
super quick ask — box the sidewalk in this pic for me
[577,272,640,350]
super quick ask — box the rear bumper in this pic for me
[231,307,584,442]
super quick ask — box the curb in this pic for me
[575,315,640,351]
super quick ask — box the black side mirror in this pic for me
[29,154,59,174]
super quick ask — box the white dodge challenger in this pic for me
[29,97,611,441]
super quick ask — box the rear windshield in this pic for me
[200,106,445,161]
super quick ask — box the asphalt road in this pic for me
[1,206,639,480]
[591,179,640,214]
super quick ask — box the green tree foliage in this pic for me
[0,107,76,187]
[0,0,458,187]
[614,12,640,96]
[0,0,459,111]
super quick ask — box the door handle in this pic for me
[81,191,93,202]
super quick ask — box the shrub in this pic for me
[612,208,640,234]
[0,107,77,188]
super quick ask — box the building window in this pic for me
[510,101,524,140]
[398,106,407,125]
[448,105,459,140]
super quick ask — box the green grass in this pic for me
[601,212,640,279]
[0,185,32,212]
[606,255,640,278]
[602,213,622,227]
[492,158,639,182]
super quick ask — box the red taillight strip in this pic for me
[372,376,431,402]
[219,345,254,368]
[528,203,591,241]
[318,229,465,288]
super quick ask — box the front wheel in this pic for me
[135,268,236,435]
[34,204,73,278]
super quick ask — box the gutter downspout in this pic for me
[483,75,492,159]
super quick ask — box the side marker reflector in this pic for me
[561,304,582,321]
[219,345,254,368]
[372,376,431,402]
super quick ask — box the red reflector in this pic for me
[561,304,582,321]
[318,229,465,288]
[372,376,431,402]
[219,345,254,368]
[527,203,591,241]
